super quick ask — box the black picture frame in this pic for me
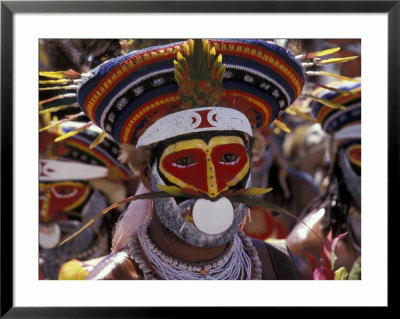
[1,0,396,317]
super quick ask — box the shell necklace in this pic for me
[127,226,262,280]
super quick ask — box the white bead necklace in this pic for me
[127,225,262,280]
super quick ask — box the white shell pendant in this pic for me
[39,222,61,249]
[192,197,234,235]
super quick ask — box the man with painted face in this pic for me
[68,38,337,280]
[39,123,134,279]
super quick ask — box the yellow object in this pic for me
[54,123,92,142]
[288,106,318,123]
[316,56,359,65]
[273,119,291,133]
[334,267,349,280]
[58,259,90,280]
[306,47,341,58]
[89,131,107,149]
[242,187,273,196]
[58,257,106,280]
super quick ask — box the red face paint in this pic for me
[210,143,249,192]
[39,182,90,222]
[159,136,250,197]
[161,148,208,193]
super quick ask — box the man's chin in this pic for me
[153,196,247,248]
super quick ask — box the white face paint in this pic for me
[150,161,249,248]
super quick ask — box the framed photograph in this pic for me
[1,0,396,317]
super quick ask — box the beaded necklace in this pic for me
[127,225,262,280]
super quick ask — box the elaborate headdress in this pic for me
[311,80,361,140]
[39,122,132,182]
[310,80,361,168]
[308,80,362,227]
[75,39,304,147]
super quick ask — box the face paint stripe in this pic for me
[40,184,51,222]
[205,147,218,197]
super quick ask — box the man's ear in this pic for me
[139,164,152,191]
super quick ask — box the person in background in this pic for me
[243,126,320,240]
[39,123,137,279]
[286,80,361,278]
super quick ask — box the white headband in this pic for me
[39,159,108,181]
[136,106,253,147]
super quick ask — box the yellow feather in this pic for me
[317,71,361,82]
[39,71,69,79]
[174,70,183,86]
[39,85,79,91]
[54,123,92,142]
[242,187,273,196]
[183,42,190,56]
[176,51,184,61]
[216,64,226,82]
[315,83,361,96]
[39,112,84,132]
[290,106,318,123]
[156,184,184,197]
[306,94,347,110]
[89,131,107,149]
[273,119,291,133]
[39,105,71,114]
[202,39,209,54]
[173,60,185,74]
[39,79,71,85]
[316,56,359,65]
[188,39,194,55]
[306,47,341,58]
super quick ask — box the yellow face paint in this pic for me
[39,181,90,222]
[159,135,250,198]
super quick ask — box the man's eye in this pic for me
[220,153,239,163]
[58,187,73,195]
[174,156,196,167]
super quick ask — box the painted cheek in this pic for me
[41,184,89,222]
[211,144,249,192]
[161,149,208,192]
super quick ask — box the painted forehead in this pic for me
[153,131,251,157]
[156,131,251,198]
